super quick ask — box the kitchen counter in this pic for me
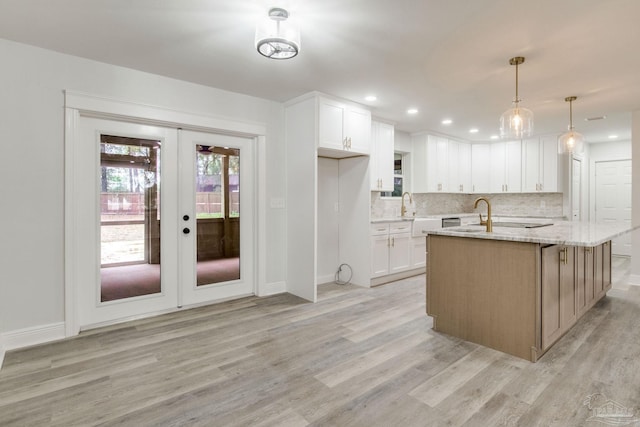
[426,220,638,246]
[425,220,636,362]
[370,217,414,223]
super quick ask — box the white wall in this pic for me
[0,38,287,335]
[394,130,412,152]
[317,158,340,284]
[631,112,640,284]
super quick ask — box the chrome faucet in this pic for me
[473,197,493,232]
[401,192,413,217]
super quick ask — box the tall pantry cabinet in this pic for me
[285,92,372,302]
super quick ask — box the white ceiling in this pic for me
[1,0,639,143]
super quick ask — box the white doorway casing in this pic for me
[65,92,268,336]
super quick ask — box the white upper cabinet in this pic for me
[448,140,472,193]
[489,140,521,193]
[413,134,472,193]
[447,140,460,192]
[318,96,371,156]
[522,137,541,192]
[471,144,491,193]
[457,142,472,193]
[412,134,453,192]
[541,135,559,192]
[522,135,559,192]
[429,136,449,192]
[370,120,394,191]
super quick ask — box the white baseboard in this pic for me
[628,274,640,286]
[1,322,66,352]
[258,281,287,296]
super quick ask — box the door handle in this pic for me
[183,228,190,234]
[183,214,190,221]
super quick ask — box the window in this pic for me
[195,146,240,219]
[381,153,404,197]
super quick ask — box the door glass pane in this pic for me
[195,145,240,286]
[100,135,161,302]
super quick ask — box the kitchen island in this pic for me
[425,221,637,362]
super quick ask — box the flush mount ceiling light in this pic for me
[255,7,300,60]
[558,96,585,154]
[499,56,534,139]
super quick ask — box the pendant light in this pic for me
[558,96,585,154]
[499,57,534,139]
[255,8,300,60]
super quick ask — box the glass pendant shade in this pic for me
[558,130,585,154]
[255,8,300,60]
[500,102,534,138]
[499,57,533,139]
[558,96,584,154]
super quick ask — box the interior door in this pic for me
[595,160,632,256]
[178,130,255,306]
[77,117,179,328]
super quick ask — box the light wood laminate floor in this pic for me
[1,257,638,426]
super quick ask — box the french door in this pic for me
[76,117,255,328]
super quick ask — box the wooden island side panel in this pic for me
[426,235,540,361]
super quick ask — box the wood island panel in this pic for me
[427,235,540,361]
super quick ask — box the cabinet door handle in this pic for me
[560,247,568,265]
[391,236,395,247]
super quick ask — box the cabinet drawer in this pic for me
[390,222,412,234]
[370,223,390,236]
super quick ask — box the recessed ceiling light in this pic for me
[441,119,453,125]
[469,128,479,133]
[407,108,419,115]
[365,95,377,102]
[490,135,499,140]
[609,135,618,139]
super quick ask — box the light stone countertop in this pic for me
[370,217,415,223]
[425,221,639,247]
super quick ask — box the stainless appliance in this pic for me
[442,217,461,228]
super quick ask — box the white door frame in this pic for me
[64,91,267,337]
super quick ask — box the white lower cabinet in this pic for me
[371,227,391,277]
[411,236,426,269]
[371,222,425,278]
[389,231,412,273]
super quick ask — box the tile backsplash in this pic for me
[371,192,564,219]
